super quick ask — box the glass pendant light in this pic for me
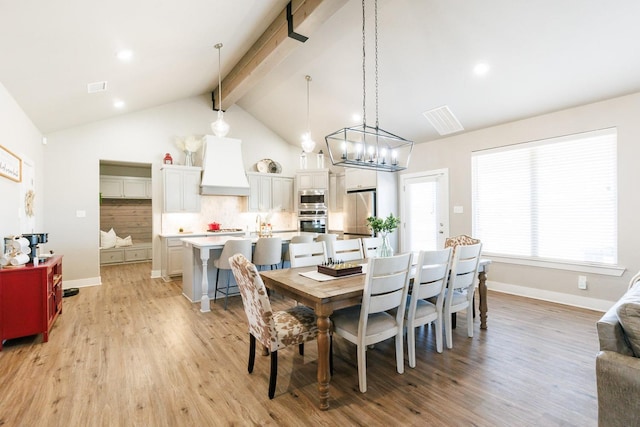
[300,75,316,153]
[211,43,230,137]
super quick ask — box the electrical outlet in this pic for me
[578,275,587,290]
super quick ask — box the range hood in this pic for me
[200,135,250,196]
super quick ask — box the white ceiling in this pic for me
[3,0,640,147]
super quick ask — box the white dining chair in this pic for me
[331,252,412,392]
[444,243,482,349]
[361,237,382,258]
[288,241,328,268]
[404,248,452,366]
[315,234,338,260]
[332,238,363,262]
[282,235,314,267]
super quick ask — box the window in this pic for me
[472,128,617,266]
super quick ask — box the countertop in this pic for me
[181,231,317,249]
[160,231,245,238]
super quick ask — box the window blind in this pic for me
[472,128,617,265]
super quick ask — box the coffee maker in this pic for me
[20,233,48,263]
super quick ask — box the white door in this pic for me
[400,169,449,252]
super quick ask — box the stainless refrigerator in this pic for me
[343,190,376,236]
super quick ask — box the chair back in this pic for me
[215,239,252,269]
[332,238,363,262]
[407,248,452,316]
[361,237,383,258]
[445,234,480,251]
[448,243,482,292]
[361,253,412,322]
[229,254,275,350]
[315,234,338,259]
[289,241,328,268]
[253,237,283,266]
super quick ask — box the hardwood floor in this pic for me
[0,262,601,426]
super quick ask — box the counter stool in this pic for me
[282,235,314,268]
[214,239,253,310]
[253,237,283,270]
[315,234,338,260]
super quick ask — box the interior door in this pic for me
[400,169,449,252]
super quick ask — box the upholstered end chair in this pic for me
[596,278,640,426]
[229,253,319,399]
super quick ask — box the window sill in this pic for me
[485,254,625,277]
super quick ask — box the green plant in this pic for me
[366,213,400,234]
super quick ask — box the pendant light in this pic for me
[301,75,316,153]
[211,43,230,137]
[324,0,413,172]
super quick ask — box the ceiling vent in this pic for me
[423,105,464,136]
[87,81,108,94]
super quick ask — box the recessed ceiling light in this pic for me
[113,100,125,109]
[352,113,361,122]
[117,50,133,61]
[473,62,490,76]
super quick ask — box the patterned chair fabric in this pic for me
[230,253,318,353]
[230,253,319,399]
[444,234,480,249]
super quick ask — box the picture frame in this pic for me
[0,144,22,182]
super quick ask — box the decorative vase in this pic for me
[378,232,394,257]
[185,151,194,166]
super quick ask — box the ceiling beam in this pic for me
[213,0,348,110]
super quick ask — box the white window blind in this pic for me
[472,128,617,265]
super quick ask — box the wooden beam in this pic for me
[213,0,348,110]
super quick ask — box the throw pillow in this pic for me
[100,228,117,249]
[115,235,133,247]
[616,287,640,357]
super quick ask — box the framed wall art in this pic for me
[0,144,22,182]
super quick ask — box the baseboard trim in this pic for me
[63,276,102,289]
[150,269,161,279]
[488,280,613,312]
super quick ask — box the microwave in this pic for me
[298,189,327,209]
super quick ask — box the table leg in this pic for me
[199,248,211,313]
[478,270,488,329]
[316,315,331,410]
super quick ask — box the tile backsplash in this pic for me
[161,195,297,234]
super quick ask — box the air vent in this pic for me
[423,105,464,136]
[87,81,108,94]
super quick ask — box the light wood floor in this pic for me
[0,262,601,426]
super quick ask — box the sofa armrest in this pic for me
[596,350,640,426]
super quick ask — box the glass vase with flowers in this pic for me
[366,213,400,257]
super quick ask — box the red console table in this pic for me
[0,255,63,351]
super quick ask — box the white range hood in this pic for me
[200,135,250,196]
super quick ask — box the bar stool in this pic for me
[253,237,283,270]
[214,239,252,310]
[315,234,338,260]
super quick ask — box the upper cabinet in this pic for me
[162,165,201,213]
[247,173,293,212]
[296,169,329,191]
[344,168,376,191]
[100,175,152,199]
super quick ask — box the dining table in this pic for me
[260,258,491,410]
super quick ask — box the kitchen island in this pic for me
[181,232,315,312]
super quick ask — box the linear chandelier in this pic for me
[325,0,413,172]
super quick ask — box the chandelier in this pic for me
[324,0,413,172]
[211,43,230,137]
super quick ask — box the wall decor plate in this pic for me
[256,160,268,173]
[268,161,278,173]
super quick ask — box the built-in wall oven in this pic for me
[298,189,327,233]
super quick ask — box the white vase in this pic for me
[185,151,194,166]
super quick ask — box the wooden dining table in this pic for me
[260,258,491,410]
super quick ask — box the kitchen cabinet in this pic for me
[161,237,184,280]
[100,175,152,199]
[162,165,201,213]
[329,172,345,211]
[0,255,63,351]
[344,168,376,191]
[296,169,329,190]
[247,173,293,212]
[100,243,152,265]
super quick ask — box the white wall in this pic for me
[0,82,45,249]
[406,92,640,308]
[44,95,300,285]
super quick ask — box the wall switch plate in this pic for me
[453,205,464,214]
[578,275,587,290]
[76,210,86,218]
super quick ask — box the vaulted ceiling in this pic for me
[2,0,640,147]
